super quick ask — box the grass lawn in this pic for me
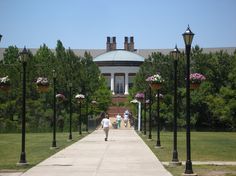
[139,131,236,176]
[0,132,87,171]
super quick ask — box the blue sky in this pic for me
[1,0,236,49]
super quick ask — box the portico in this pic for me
[99,66,139,95]
[93,40,144,95]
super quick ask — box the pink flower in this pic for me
[190,73,206,83]
[135,92,145,99]
[146,74,164,83]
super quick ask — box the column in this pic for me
[111,73,115,95]
[124,72,129,95]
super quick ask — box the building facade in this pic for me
[94,37,144,95]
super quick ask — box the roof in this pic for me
[0,47,236,60]
[93,50,145,62]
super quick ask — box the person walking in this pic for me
[124,112,129,127]
[116,113,122,129]
[101,112,111,141]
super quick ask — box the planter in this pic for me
[56,94,66,102]
[0,85,10,92]
[37,85,49,93]
[136,98,144,103]
[190,83,200,90]
[150,83,161,90]
[75,94,85,103]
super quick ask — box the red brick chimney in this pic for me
[106,37,111,52]
[111,37,116,50]
[129,36,134,51]
[124,36,129,51]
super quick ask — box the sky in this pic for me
[1,0,236,49]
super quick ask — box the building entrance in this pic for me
[115,74,125,94]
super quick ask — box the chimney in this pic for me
[106,37,111,52]
[129,36,134,51]
[124,36,129,51]
[111,36,116,50]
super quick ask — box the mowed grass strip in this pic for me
[140,131,236,176]
[0,132,85,171]
[140,131,236,161]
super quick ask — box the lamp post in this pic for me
[143,91,147,135]
[183,25,196,175]
[68,82,73,141]
[155,90,162,148]
[51,70,57,149]
[170,45,181,165]
[0,34,2,42]
[17,47,29,165]
[85,92,89,133]
[148,86,152,140]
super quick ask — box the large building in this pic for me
[93,37,144,95]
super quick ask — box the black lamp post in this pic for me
[183,25,196,175]
[148,86,152,140]
[0,34,2,42]
[155,90,161,148]
[170,45,181,165]
[51,70,57,148]
[79,100,82,135]
[143,91,147,135]
[18,47,29,165]
[85,93,89,133]
[68,82,73,141]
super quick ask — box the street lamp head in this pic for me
[0,34,2,42]
[19,47,29,63]
[182,25,194,46]
[170,45,180,60]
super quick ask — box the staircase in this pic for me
[107,95,130,118]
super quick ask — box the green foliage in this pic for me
[0,42,111,133]
[133,46,236,130]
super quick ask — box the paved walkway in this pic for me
[12,129,172,176]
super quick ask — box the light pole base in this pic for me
[17,162,28,166]
[182,173,197,176]
[155,145,163,149]
[67,139,73,142]
[169,161,182,166]
[50,146,59,150]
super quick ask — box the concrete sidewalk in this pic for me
[18,129,173,176]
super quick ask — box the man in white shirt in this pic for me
[101,113,111,141]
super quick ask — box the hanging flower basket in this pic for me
[36,77,49,93]
[91,100,97,106]
[189,73,206,90]
[150,83,161,90]
[190,83,200,90]
[135,92,145,102]
[156,93,164,101]
[0,76,11,92]
[146,74,164,90]
[56,94,66,102]
[75,94,85,103]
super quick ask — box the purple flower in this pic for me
[190,73,206,83]
[135,92,145,99]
